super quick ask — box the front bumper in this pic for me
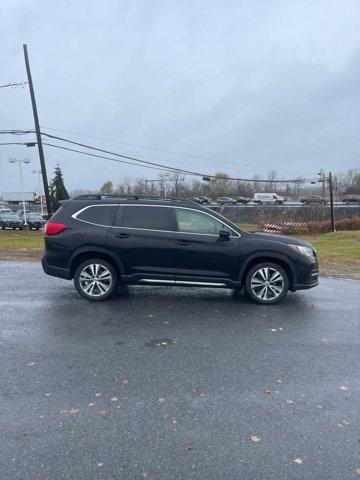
[292,264,319,291]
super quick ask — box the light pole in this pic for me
[32,169,44,215]
[9,158,31,224]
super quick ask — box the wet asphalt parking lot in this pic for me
[1,260,360,480]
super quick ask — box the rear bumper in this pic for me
[42,258,71,280]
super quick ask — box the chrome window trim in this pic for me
[71,203,240,237]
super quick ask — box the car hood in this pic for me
[250,231,312,248]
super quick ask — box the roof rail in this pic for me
[72,194,196,205]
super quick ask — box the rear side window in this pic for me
[75,205,117,226]
[120,206,171,231]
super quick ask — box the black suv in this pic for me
[42,196,319,304]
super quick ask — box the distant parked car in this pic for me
[17,209,32,218]
[253,193,285,205]
[0,212,23,230]
[26,213,45,230]
[341,195,360,204]
[299,195,326,205]
[217,197,237,205]
[234,196,250,204]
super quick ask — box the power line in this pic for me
[0,82,28,89]
[1,128,310,183]
[40,125,313,176]
[43,143,186,174]
[42,135,307,183]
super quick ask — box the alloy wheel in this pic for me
[79,263,113,297]
[250,267,284,301]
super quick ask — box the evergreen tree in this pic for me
[50,165,69,211]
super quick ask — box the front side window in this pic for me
[76,205,117,226]
[175,208,229,235]
[121,206,171,231]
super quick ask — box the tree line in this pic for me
[49,166,360,205]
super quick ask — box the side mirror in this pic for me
[218,229,230,240]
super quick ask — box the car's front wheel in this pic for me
[74,259,117,301]
[245,262,289,304]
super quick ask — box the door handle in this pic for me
[177,240,191,246]
[115,233,129,239]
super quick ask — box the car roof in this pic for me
[63,196,213,212]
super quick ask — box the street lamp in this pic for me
[9,158,31,224]
[32,169,44,215]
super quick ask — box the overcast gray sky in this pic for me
[1,0,360,193]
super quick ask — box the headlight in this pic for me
[291,245,315,257]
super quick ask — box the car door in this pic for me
[173,207,240,281]
[107,204,177,280]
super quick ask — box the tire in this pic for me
[1,224,4,230]
[74,258,117,301]
[19,226,23,231]
[36,226,40,230]
[245,262,289,305]
[12,227,16,230]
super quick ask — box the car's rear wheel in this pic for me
[74,259,117,301]
[245,262,289,304]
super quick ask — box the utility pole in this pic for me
[328,172,336,232]
[23,44,52,217]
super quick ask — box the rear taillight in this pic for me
[44,222,67,235]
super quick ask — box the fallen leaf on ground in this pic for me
[251,435,261,443]
[192,387,205,396]
[293,458,303,465]
[308,304,315,308]
[321,338,329,342]
[69,407,79,415]
[97,462,103,468]
[94,392,102,397]
[98,409,108,416]
[158,397,166,404]
[264,388,272,395]
[186,442,194,451]
[171,418,178,424]
[45,393,52,397]
[148,314,154,318]
[276,379,283,384]
[38,415,45,420]
[27,362,36,367]
[285,399,294,405]
[270,328,277,332]
[88,402,95,407]
[122,379,129,385]
[142,471,150,478]
[164,321,170,325]
[338,420,349,428]
[340,385,348,391]
[111,396,119,402]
